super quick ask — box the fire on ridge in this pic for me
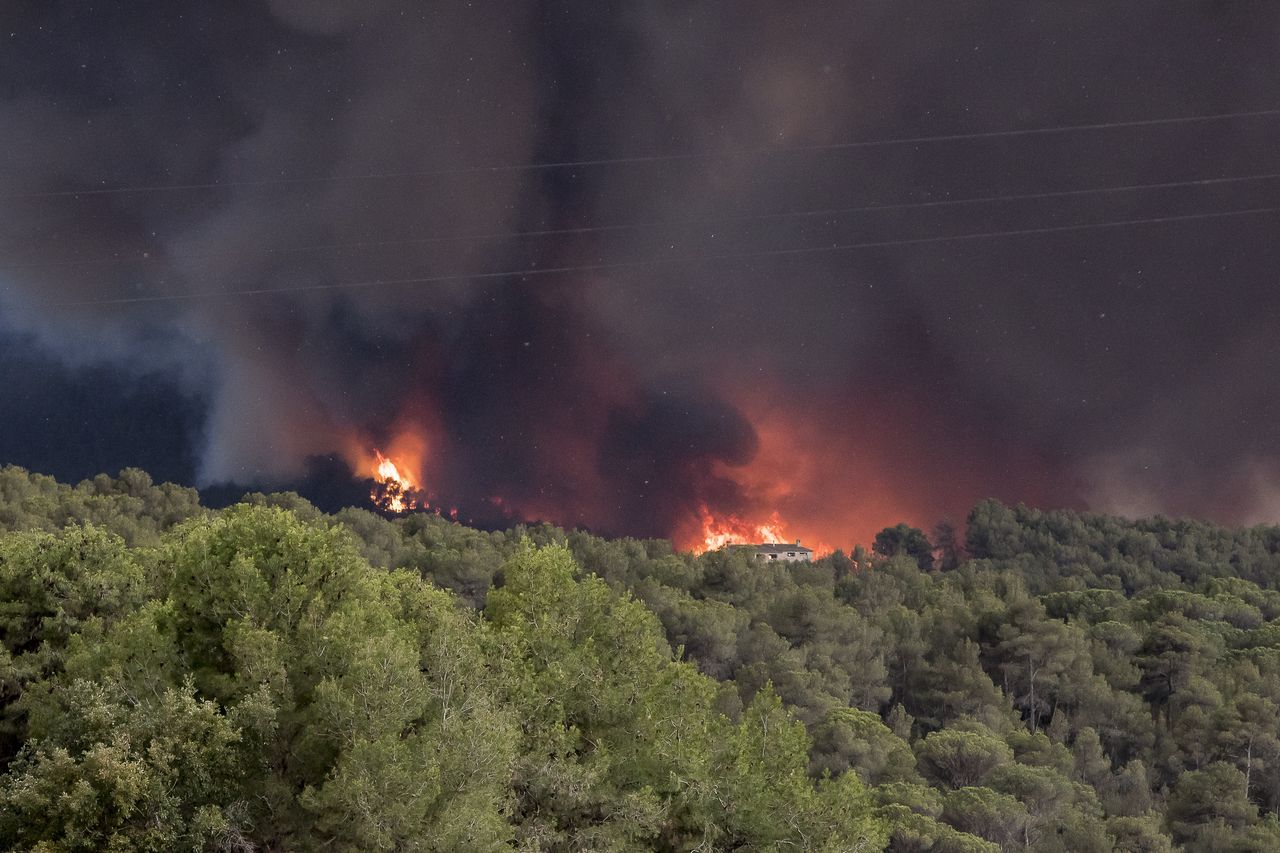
[346,414,841,556]
[372,451,420,514]
[353,437,829,557]
[344,388,916,557]
[691,506,787,552]
[687,505,833,557]
[346,430,432,515]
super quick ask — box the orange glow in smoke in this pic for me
[671,383,908,557]
[335,372,1050,551]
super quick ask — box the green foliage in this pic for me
[810,706,920,784]
[485,545,886,850]
[0,525,149,768]
[1108,813,1174,853]
[4,507,518,851]
[721,686,886,850]
[916,723,1013,789]
[941,786,1028,848]
[0,466,205,546]
[874,524,935,571]
[0,488,889,850]
[1,679,243,852]
[11,471,1280,850]
[1166,761,1256,846]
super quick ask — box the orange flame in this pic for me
[343,427,431,514]
[371,450,421,513]
[689,505,832,555]
[696,508,788,552]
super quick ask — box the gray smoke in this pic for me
[2,1,1280,539]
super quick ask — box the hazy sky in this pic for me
[3,2,1279,546]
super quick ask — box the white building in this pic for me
[748,541,813,562]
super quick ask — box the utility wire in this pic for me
[47,204,1280,308]
[6,107,1280,200]
[8,169,1280,273]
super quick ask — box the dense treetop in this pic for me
[3,465,1280,851]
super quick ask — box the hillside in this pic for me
[3,466,1280,851]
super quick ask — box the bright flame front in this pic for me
[694,507,792,553]
[371,450,420,513]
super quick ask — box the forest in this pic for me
[4,466,1280,851]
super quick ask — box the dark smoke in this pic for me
[3,2,1280,543]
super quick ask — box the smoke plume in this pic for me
[3,2,1280,547]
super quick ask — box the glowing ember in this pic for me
[371,450,422,513]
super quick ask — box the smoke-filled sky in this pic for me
[3,1,1280,548]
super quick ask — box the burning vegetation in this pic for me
[330,374,1009,557]
[344,397,857,554]
[691,507,792,553]
[346,430,432,515]
[353,431,827,554]
[371,452,422,514]
[352,429,832,555]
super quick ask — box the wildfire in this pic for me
[692,507,794,553]
[343,426,432,515]
[372,451,421,513]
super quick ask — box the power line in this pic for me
[7,107,1280,200]
[8,169,1280,273]
[47,204,1280,308]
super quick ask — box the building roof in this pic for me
[753,542,813,554]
